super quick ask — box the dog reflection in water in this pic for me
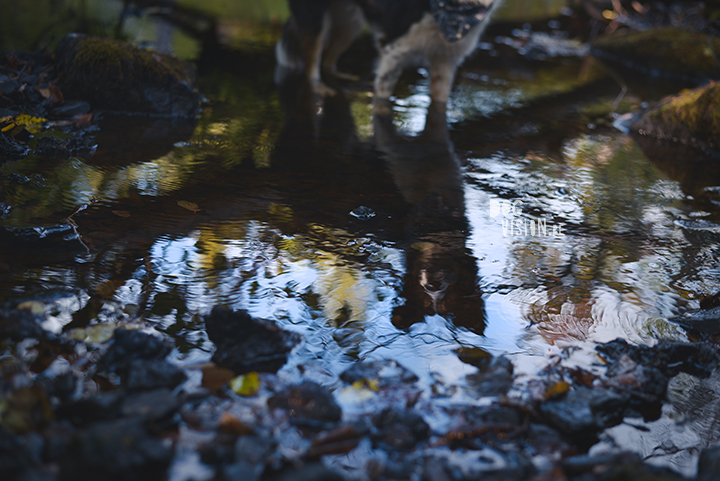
[373,100,484,333]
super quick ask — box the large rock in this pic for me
[204,307,300,374]
[630,82,720,151]
[592,27,720,82]
[54,34,199,117]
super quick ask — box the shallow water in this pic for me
[3,1,720,476]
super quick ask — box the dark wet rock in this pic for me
[339,359,418,388]
[123,359,186,392]
[0,78,20,95]
[696,444,720,481]
[37,372,79,404]
[0,427,44,479]
[669,305,720,336]
[56,391,124,426]
[120,388,181,423]
[268,382,342,430]
[538,386,629,447]
[205,306,300,374]
[562,452,685,480]
[54,34,199,117]
[465,355,514,396]
[97,328,171,373]
[50,417,173,481]
[221,435,274,479]
[49,100,91,118]
[597,338,720,380]
[372,407,430,451]
[35,135,96,157]
[630,82,720,152]
[0,307,54,342]
[269,462,344,481]
[591,27,720,82]
[0,132,30,160]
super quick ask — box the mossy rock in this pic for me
[591,27,720,82]
[54,34,199,117]
[631,81,720,150]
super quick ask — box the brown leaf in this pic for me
[177,200,200,213]
[201,365,235,391]
[112,210,131,218]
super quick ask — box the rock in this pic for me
[268,382,341,429]
[49,100,91,118]
[0,306,54,342]
[0,133,30,161]
[35,135,97,157]
[697,445,720,481]
[339,360,418,388]
[204,307,300,374]
[97,328,171,373]
[51,417,173,481]
[0,78,20,95]
[54,34,199,117]
[630,82,720,151]
[270,463,344,481]
[123,359,186,392]
[120,389,181,423]
[465,356,515,396]
[538,386,629,447]
[56,391,124,426]
[591,27,720,82]
[372,408,430,451]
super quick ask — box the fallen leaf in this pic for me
[72,113,93,127]
[112,210,131,218]
[177,200,200,213]
[545,381,571,399]
[201,365,235,391]
[16,301,45,314]
[217,412,254,435]
[230,372,260,396]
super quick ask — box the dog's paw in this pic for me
[326,69,360,81]
[312,79,337,97]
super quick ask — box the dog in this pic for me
[276,0,501,106]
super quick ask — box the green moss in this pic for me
[592,27,720,80]
[70,36,192,85]
[634,82,720,148]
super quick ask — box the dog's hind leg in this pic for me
[288,0,337,96]
[322,0,364,81]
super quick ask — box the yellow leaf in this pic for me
[545,381,571,399]
[351,379,379,392]
[177,200,200,213]
[230,372,260,396]
[16,301,45,314]
[13,115,46,135]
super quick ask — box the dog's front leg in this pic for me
[429,62,457,105]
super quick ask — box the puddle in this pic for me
[2,1,720,478]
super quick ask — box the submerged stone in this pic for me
[97,328,171,374]
[123,359,186,392]
[204,307,300,374]
[372,407,430,452]
[54,34,199,117]
[268,382,342,430]
[51,417,173,481]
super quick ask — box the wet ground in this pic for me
[3,2,720,480]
